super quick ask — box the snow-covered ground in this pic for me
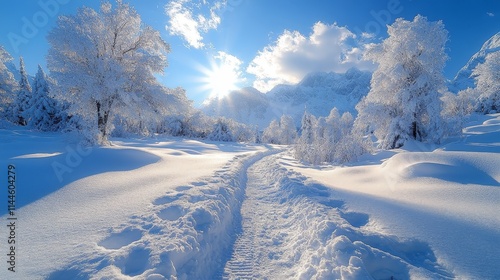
[1,114,499,279]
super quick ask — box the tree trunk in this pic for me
[96,101,109,140]
[412,121,417,140]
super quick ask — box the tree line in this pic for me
[0,2,498,164]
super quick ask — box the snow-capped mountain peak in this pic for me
[452,32,500,92]
[202,68,372,129]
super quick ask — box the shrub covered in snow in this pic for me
[294,109,371,165]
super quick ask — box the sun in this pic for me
[198,52,243,99]
[205,64,238,97]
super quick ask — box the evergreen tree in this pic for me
[207,118,234,142]
[0,46,17,119]
[13,57,32,125]
[295,111,317,163]
[27,65,62,131]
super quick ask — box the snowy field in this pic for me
[1,114,500,280]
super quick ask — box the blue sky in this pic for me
[1,0,499,106]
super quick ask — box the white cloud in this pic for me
[165,0,226,49]
[247,22,376,92]
[487,12,495,17]
[215,51,244,78]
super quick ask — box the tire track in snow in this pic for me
[223,153,454,280]
[223,158,271,279]
[223,153,293,279]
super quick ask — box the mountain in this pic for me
[202,68,371,129]
[202,87,272,128]
[452,32,500,92]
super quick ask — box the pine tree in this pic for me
[207,118,234,142]
[13,57,32,125]
[26,65,61,131]
[0,46,17,119]
[295,111,317,163]
[356,15,448,149]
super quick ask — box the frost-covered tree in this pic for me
[440,91,472,138]
[0,46,17,119]
[47,0,170,144]
[356,15,448,149]
[295,111,318,163]
[112,86,193,137]
[12,57,32,125]
[207,118,234,142]
[472,51,500,113]
[262,119,280,144]
[262,115,297,145]
[26,65,62,131]
[278,115,298,144]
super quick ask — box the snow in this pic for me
[284,114,500,279]
[1,114,499,279]
[0,129,268,279]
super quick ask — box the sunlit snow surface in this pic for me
[1,114,499,279]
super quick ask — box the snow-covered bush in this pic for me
[228,121,257,142]
[294,109,369,165]
[355,15,448,149]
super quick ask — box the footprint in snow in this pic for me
[116,247,151,277]
[98,228,142,250]
[157,205,186,221]
[340,211,370,228]
[191,208,213,232]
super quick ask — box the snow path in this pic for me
[39,146,281,280]
[223,153,452,279]
[0,130,271,280]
